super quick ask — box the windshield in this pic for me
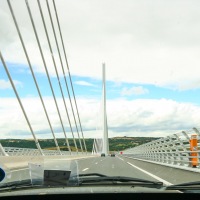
[1,0,200,195]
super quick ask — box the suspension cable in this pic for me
[37,0,79,153]
[0,51,43,156]
[52,0,87,153]
[7,0,61,155]
[25,0,71,154]
[45,0,84,153]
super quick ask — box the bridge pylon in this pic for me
[102,63,109,155]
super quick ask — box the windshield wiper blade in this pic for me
[0,174,163,190]
[0,179,44,191]
[0,179,34,192]
[78,173,108,177]
[0,179,31,188]
[166,181,200,190]
[78,174,163,188]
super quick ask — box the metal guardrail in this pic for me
[0,146,88,156]
[123,127,200,169]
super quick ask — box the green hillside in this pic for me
[0,137,160,152]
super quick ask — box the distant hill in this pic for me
[109,136,161,151]
[0,137,161,152]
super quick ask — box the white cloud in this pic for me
[0,79,23,90]
[161,79,200,91]
[1,0,200,144]
[0,80,11,89]
[0,97,200,139]
[121,86,149,96]
[1,0,200,90]
[74,81,95,87]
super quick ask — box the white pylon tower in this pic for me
[102,63,109,155]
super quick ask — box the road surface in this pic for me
[1,155,200,185]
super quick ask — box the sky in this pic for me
[1,0,200,140]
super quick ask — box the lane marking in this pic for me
[11,168,29,172]
[95,162,98,164]
[118,157,124,161]
[82,168,89,171]
[127,162,172,186]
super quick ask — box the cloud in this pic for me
[1,0,200,90]
[0,97,200,139]
[1,0,200,153]
[74,81,95,87]
[0,79,23,90]
[121,86,149,96]
[160,79,200,91]
[0,80,12,89]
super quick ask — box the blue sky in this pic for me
[1,61,200,106]
[1,0,200,139]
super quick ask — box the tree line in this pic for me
[0,137,160,152]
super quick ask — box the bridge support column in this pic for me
[102,63,109,156]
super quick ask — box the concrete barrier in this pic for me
[0,155,98,170]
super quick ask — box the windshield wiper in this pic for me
[165,181,200,191]
[78,173,108,177]
[0,179,39,192]
[78,173,163,188]
[0,173,163,190]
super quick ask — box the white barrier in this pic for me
[122,127,200,169]
[0,146,90,156]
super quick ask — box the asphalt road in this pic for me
[77,156,161,181]
[77,155,200,185]
[2,155,200,185]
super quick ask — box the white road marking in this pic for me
[112,164,114,169]
[127,162,173,186]
[118,157,124,161]
[11,168,29,172]
[95,162,98,164]
[82,168,89,171]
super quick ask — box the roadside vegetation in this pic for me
[0,137,160,152]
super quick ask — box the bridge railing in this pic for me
[122,127,200,169]
[0,146,89,156]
